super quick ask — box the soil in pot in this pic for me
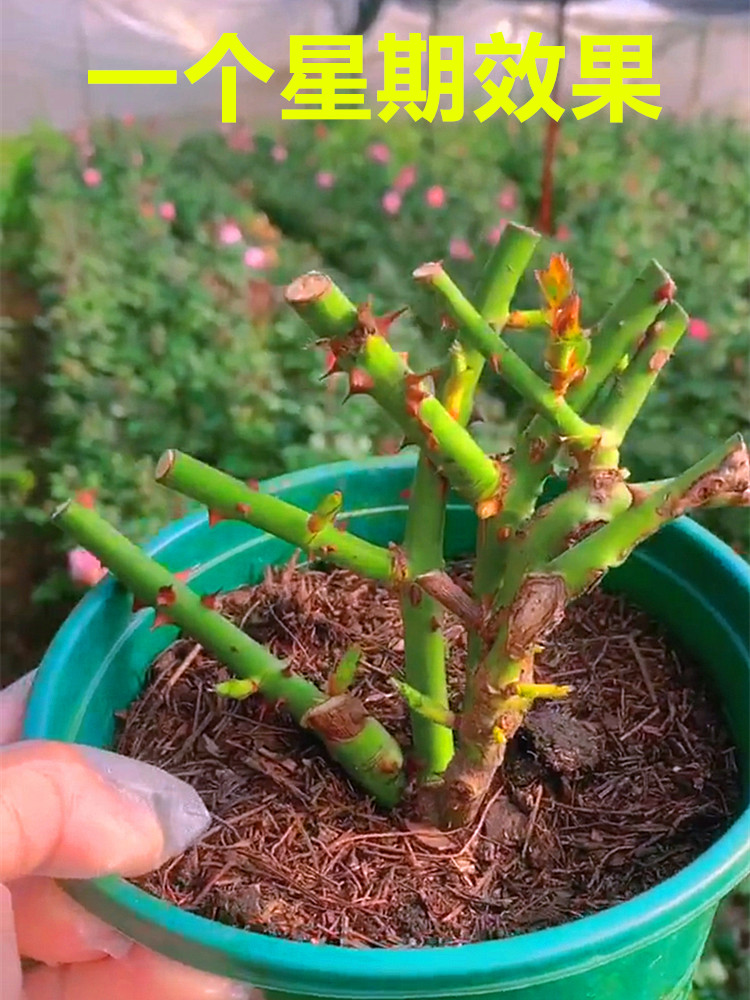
[115,562,741,948]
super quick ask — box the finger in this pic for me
[10,878,132,965]
[0,885,22,1000]
[0,670,37,745]
[23,945,260,1000]
[0,741,210,881]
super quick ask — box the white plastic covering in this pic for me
[1,0,748,133]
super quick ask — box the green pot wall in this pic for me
[24,456,750,1000]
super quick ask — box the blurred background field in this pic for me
[1,2,749,992]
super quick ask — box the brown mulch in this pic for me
[116,563,740,947]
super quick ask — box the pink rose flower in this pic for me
[368,142,390,164]
[497,184,518,211]
[425,185,446,209]
[688,317,711,342]
[381,190,402,216]
[82,167,102,188]
[218,220,243,245]
[449,237,474,261]
[316,171,336,189]
[393,164,417,192]
[121,112,136,128]
[555,224,572,242]
[244,245,270,269]
[485,220,509,245]
[271,144,288,163]
[227,126,254,152]
[158,201,176,222]
[68,547,107,588]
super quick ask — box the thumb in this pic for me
[0,741,210,882]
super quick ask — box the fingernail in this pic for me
[79,747,211,863]
[227,984,266,1000]
[78,913,133,959]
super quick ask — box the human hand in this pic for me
[0,672,258,999]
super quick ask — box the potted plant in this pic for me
[25,224,750,999]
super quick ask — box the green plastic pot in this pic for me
[24,456,750,1000]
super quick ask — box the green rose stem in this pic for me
[420,229,546,687]
[53,499,405,807]
[398,454,453,779]
[594,300,688,453]
[413,261,602,449]
[628,479,750,508]
[284,273,502,514]
[484,303,690,618]
[435,434,749,828]
[459,223,543,421]
[473,259,677,599]
[396,224,541,781]
[154,449,398,583]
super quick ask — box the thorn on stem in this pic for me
[322,350,344,379]
[345,368,375,399]
[356,302,406,340]
[151,610,175,630]
[208,509,226,528]
[156,585,176,607]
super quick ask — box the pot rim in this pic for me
[24,455,750,996]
